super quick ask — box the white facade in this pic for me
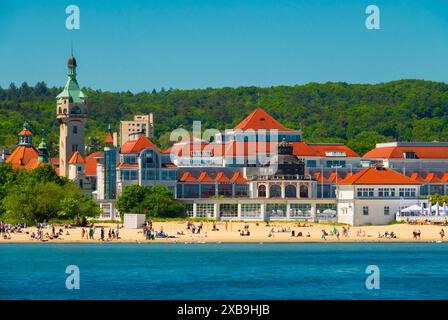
[336,184,421,226]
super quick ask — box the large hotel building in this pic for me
[3,55,448,225]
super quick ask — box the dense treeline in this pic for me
[0,163,100,224]
[1,79,448,155]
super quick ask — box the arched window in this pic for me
[285,185,296,198]
[269,185,281,198]
[58,107,62,114]
[300,185,309,198]
[73,126,78,134]
[258,185,266,198]
[70,106,82,114]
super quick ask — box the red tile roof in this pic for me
[363,145,448,159]
[68,151,85,165]
[424,173,441,183]
[105,132,114,144]
[179,171,247,183]
[215,172,231,182]
[179,171,197,182]
[230,172,247,183]
[18,130,32,136]
[121,135,159,154]
[410,172,424,182]
[234,108,294,131]
[197,172,214,182]
[118,163,138,168]
[85,151,102,176]
[338,166,419,185]
[5,145,39,169]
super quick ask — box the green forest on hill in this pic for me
[1,79,447,156]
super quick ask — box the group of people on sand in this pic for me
[81,224,121,241]
[319,226,351,240]
[378,231,397,239]
[0,221,26,240]
[187,221,205,234]
[239,224,250,236]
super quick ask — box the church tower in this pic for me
[56,52,87,177]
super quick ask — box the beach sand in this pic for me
[1,220,447,243]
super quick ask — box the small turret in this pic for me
[37,138,49,163]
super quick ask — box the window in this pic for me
[269,185,281,198]
[185,204,194,217]
[235,184,248,197]
[384,206,390,215]
[306,160,317,168]
[289,204,312,218]
[326,160,346,168]
[121,170,137,181]
[196,204,214,218]
[266,204,287,218]
[357,188,374,198]
[73,126,78,134]
[285,185,297,198]
[403,152,418,159]
[258,185,266,197]
[363,206,369,215]
[219,204,238,218]
[241,204,261,219]
[378,188,396,197]
[399,188,416,198]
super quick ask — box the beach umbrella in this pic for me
[436,202,440,216]
[427,201,432,216]
[443,203,447,216]
[420,202,425,216]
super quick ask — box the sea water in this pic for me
[0,242,447,300]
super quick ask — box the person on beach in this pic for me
[440,229,445,241]
[89,227,94,239]
[321,230,327,240]
[81,228,86,239]
[100,227,105,241]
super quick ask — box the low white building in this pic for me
[336,166,421,226]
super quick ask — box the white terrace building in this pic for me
[336,165,422,226]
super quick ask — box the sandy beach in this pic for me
[1,220,447,243]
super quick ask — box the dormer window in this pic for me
[403,151,418,159]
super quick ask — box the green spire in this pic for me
[37,138,49,163]
[56,52,87,103]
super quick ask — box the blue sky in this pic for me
[0,0,447,92]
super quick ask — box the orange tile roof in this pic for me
[295,142,359,157]
[230,172,247,183]
[363,146,448,159]
[105,132,114,144]
[215,172,231,182]
[409,172,424,182]
[338,166,419,185]
[313,172,328,182]
[121,135,159,154]
[441,173,448,182]
[234,108,294,131]
[197,172,214,182]
[118,163,138,168]
[424,172,441,183]
[5,145,39,169]
[18,130,32,136]
[69,151,85,165]
[85,151,102,176]
[179,171,197,182]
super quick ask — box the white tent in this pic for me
[401,204,422,213]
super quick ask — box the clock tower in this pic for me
[56,52,87,177]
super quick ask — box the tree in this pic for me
[28,164,66,185]
[141,184,185,218]
[116,185,151,215]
